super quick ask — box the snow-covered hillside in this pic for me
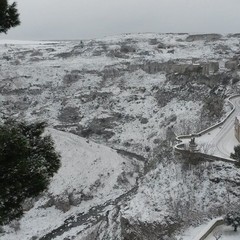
[1,33,239,157]
[1,128,142,240]
[1,33,240,239]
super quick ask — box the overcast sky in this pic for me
[2,0,240,40]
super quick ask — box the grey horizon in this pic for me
[2,0,240,40]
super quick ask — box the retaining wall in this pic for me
[193,218,224,240]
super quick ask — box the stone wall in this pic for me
[194,218,224,240]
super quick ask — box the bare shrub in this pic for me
[202,95,224,118]
[213,230,222,240]
[9,220,20,232]
[198,143,215,155]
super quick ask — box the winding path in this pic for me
[211,96,240,158]
[176,95,240,160]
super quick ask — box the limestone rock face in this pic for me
[63,72,81,85]
[186,34,222,42]
[228,33,240,38]
[141,61,219,76]
[68,192,82,206]
[58,106,82,123]
[225,60,239,70]
[120,45,136,54]
[41,193,74,213]
[202,62,219,75]
[53,195,71,213]
[121,217,180,240]
[43,194,72,213]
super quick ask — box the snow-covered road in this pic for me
[179,96,240,159]
[210,96,240,159]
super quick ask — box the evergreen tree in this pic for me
[202,95,224,118]
[0,120,61,225]
[224,212,240,231]
[0,0,20,34]
[230,145,240,166]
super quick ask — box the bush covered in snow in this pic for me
[230,145,240,166]
[224,211,240,231]
[202,94,224,118]
[0,120,60,225]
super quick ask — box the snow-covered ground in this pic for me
[180,221,240,240]
[1,33,240,239]
[205,225,240,240]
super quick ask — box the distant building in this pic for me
[235,117,240,142]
